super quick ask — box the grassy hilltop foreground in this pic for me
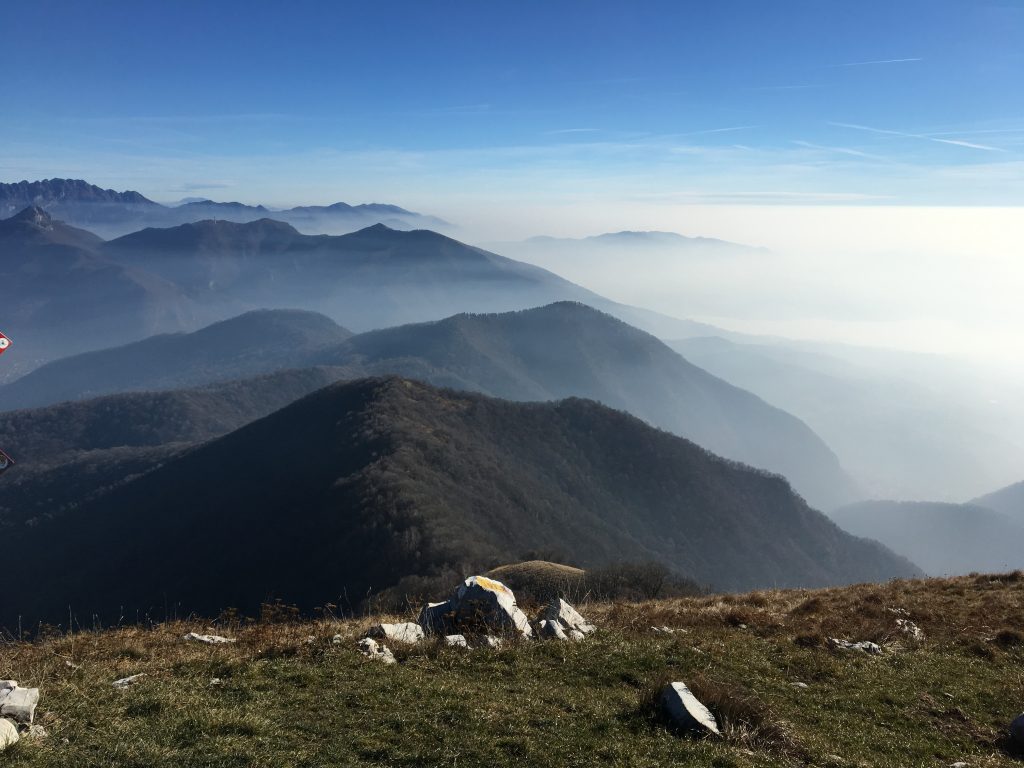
[2,572,1023,768]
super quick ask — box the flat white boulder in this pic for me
[184,632,235,645]
[660,682,721,736]
[0,686,39,724]
[365,622,424,645]
[1011,712,1024,747]
[444,634,468,648]
[538,619,568,641]
[112,673,146,689]
[828,638,882,654]
[357,638,396,664]
[0,718,18,751]
[542,598,596,635]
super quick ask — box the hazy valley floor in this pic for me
[2,573,1023,767]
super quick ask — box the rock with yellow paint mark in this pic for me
[452,576,533,639]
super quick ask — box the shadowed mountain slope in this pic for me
[0,377,917,628]
[311,303,859,509]
[1,303,859,509]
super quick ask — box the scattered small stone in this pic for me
[896,618,924,640]
[540,598,596,636]
[23,724,48,742]
[0,718,18,751]
[444,634,468,648]
[480,635,504,649]
[0,686,39,723]
[660,681,721,736]
[651,626,689,635]
[828,638,882,654]
[738,623,748,630]
[791,682,809,689]
[568,629,585,641]
[1011,712,1024,747]
[209,678,224,687]
[331,634,343,644]
[888,607,911,617]
[357,638,396,665]
[950,762,967,768]
[538,619,569,641]
[184,632,236,645]
[112,673,146,689]
[365,622,425,645]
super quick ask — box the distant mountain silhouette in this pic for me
[0,303,859,509]
[0,178,446,237]
[831,500,1024,576]
[0,377,918,628]
[972,480,1024,526]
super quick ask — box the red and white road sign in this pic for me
[0,331,9,356]
[0,448,13,476]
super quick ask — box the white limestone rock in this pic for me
[357,638,396,664]
[538,619,568,641]
[542,598,596,635]
[184,632,235,645]
[112,673,146,689]
[365,622,424,645]
[480,635,504,649]
[444,634,468,648]
[896,618,924,640]
[828,638,882,654]
[0,686,39,724]
[660,682,721,736]
[421,577,533,639]
[1011,712,1024,747]
[0,718,18,751]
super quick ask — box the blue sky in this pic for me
[2,1,1023,361]
[3,1,1021,209]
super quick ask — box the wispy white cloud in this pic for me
[678,125,757,137]
[791,140,888,161]
[831,57,923,67]
[829,121,1007,152]
[545,128,601,135]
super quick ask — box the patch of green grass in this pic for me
[2,574,1023,766]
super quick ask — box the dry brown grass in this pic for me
[589,572,1024,650]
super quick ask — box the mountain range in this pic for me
[0,178,447,237]
[0,376,919,629]
[0,206,737,371]
[0,304,859,510]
